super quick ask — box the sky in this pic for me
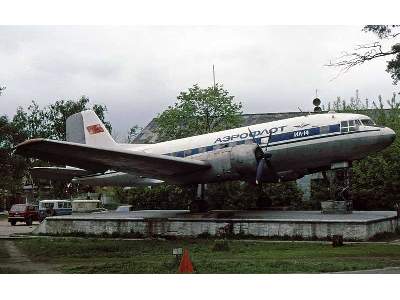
[0,25,398,139]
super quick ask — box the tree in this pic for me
[2,96,113,199]
[0,115,28,196]
[11,97,112,141]
[0,87,27,196]
[155,83,243,141]
[126,125,143,143]
[327,25,400,84]
[116,83,302,210]
[324,92,400,210]
[12,101,49,140]
[46,97,112,140]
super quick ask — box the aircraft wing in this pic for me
[15,139,210,180]
[29,166,92,181]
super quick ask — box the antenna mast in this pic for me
[212,64,216,91]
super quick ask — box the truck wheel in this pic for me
[10,221,16,226]
[26,217,32,226]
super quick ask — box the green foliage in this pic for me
[327,93,400,210]
[115,184,193,210]
[12,97,112,141]
[117,83,302,210]
[386,44,400,85]
[0,115,28,194]
[155,83,243,141]
[0,96,112,198]
[12,101,49,139]
[363,25,400,39]
[205,181,302,210]
[112,180,303,210]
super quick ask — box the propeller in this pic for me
[248,128,272,185]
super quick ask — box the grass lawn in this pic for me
[12,238,400,274]
[0,241,9,260]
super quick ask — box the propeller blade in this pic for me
[249,126,274,184]
[256,158,266,185]
[248,128,259,145]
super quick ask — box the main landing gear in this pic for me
[321,162,352,213]
[189,183,209,213]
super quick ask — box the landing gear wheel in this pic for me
[189,200,209,213]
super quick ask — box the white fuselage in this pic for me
[75,112,395,186]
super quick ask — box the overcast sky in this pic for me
[0,26,398,138]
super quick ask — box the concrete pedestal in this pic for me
[34,210,398,241]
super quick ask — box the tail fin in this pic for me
[66,110,117,148]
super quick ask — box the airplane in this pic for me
[15,109,396,212]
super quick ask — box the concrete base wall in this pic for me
[35,215,398,241]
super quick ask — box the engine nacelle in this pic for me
[180,144,305,184]
[192,144,258,183]
[230,144,258,176]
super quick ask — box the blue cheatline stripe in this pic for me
[269,127,321,143]
[329,124,340,133]
[166,124,363,157]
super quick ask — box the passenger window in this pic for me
[320,126,329,134]
[57,202,63,208]
[348,120,356,132]
[341,121,349,133]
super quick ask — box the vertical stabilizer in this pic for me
[66,110,117,148]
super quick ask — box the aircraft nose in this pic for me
[383,127,396,145]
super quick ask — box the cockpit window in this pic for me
[361,119,376,126]
[341,120,359,133]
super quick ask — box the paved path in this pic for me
[334,267,400,274]
[0,218,38,237]
[0,240,59,273]
[0,218,58,273]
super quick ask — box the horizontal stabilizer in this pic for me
[29,166,92,181]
